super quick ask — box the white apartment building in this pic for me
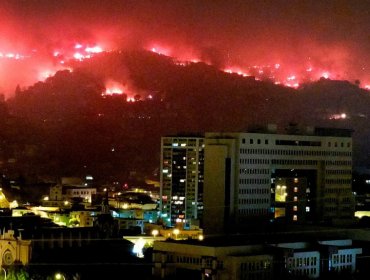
[203,126,354,234]
[318,239,362,273]
[273,242,320,278]
[160,136,204,227]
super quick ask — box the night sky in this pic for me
[0,0,369,94]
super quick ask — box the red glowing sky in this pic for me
[0,0,369,96]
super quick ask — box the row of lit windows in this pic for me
[325,160,352,166]
[289,256,317,267]
[240,158,270,164]
[325,179,352,184]
[324,198,339,204]
[328,142,351,148]
[238,208,269,215]
[240,148,351,157]
[332,254,353,264]
[241,138,350,148]
[71,191,91,195]
[239,188,270,195]
[240,260,271,271]
[176,255,201,265]
[271,159,318,165]
[290,268,317,276]
[242,138,269,145]
[276,140,321,147]
[239,198,269,204]
[240,178,270,184]
[325,188,351,194]
[162,138,204,147]
[325,169,352,175]
[240,168,270,175]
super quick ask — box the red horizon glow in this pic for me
[0,40,369,97]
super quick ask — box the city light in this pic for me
[132,238,146,258]
[55,273,65,280]
[152,229,159,237]
[173,229,180,240]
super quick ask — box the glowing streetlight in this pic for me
[198,234,204,241]
[152,229,159,238]
[173,228,180,239]
[55,273,65,280]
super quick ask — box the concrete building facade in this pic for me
[203,126,354,234]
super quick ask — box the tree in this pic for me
[3,263,29,280]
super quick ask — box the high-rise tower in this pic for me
[160,136,204,228]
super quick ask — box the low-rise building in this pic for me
[44,184,97,207]
[318,239,362,273]
[0,230,31,266]
[271,242,320,278]
[152,236,363,280]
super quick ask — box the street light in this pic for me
[151,229,159,238]
[55,273,65,280]
[173,228,180,240]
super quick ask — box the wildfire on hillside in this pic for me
[0,40,369,96]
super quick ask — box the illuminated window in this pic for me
[293,206,298,211]
[294,196,298,202]
[293,215,298,221]
[275,185,287,202]
[306,206,310,212]
[294,187,298,193]
[294,178,299,183]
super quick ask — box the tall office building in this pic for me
[160,136,204,227]
[203,125,354,234]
